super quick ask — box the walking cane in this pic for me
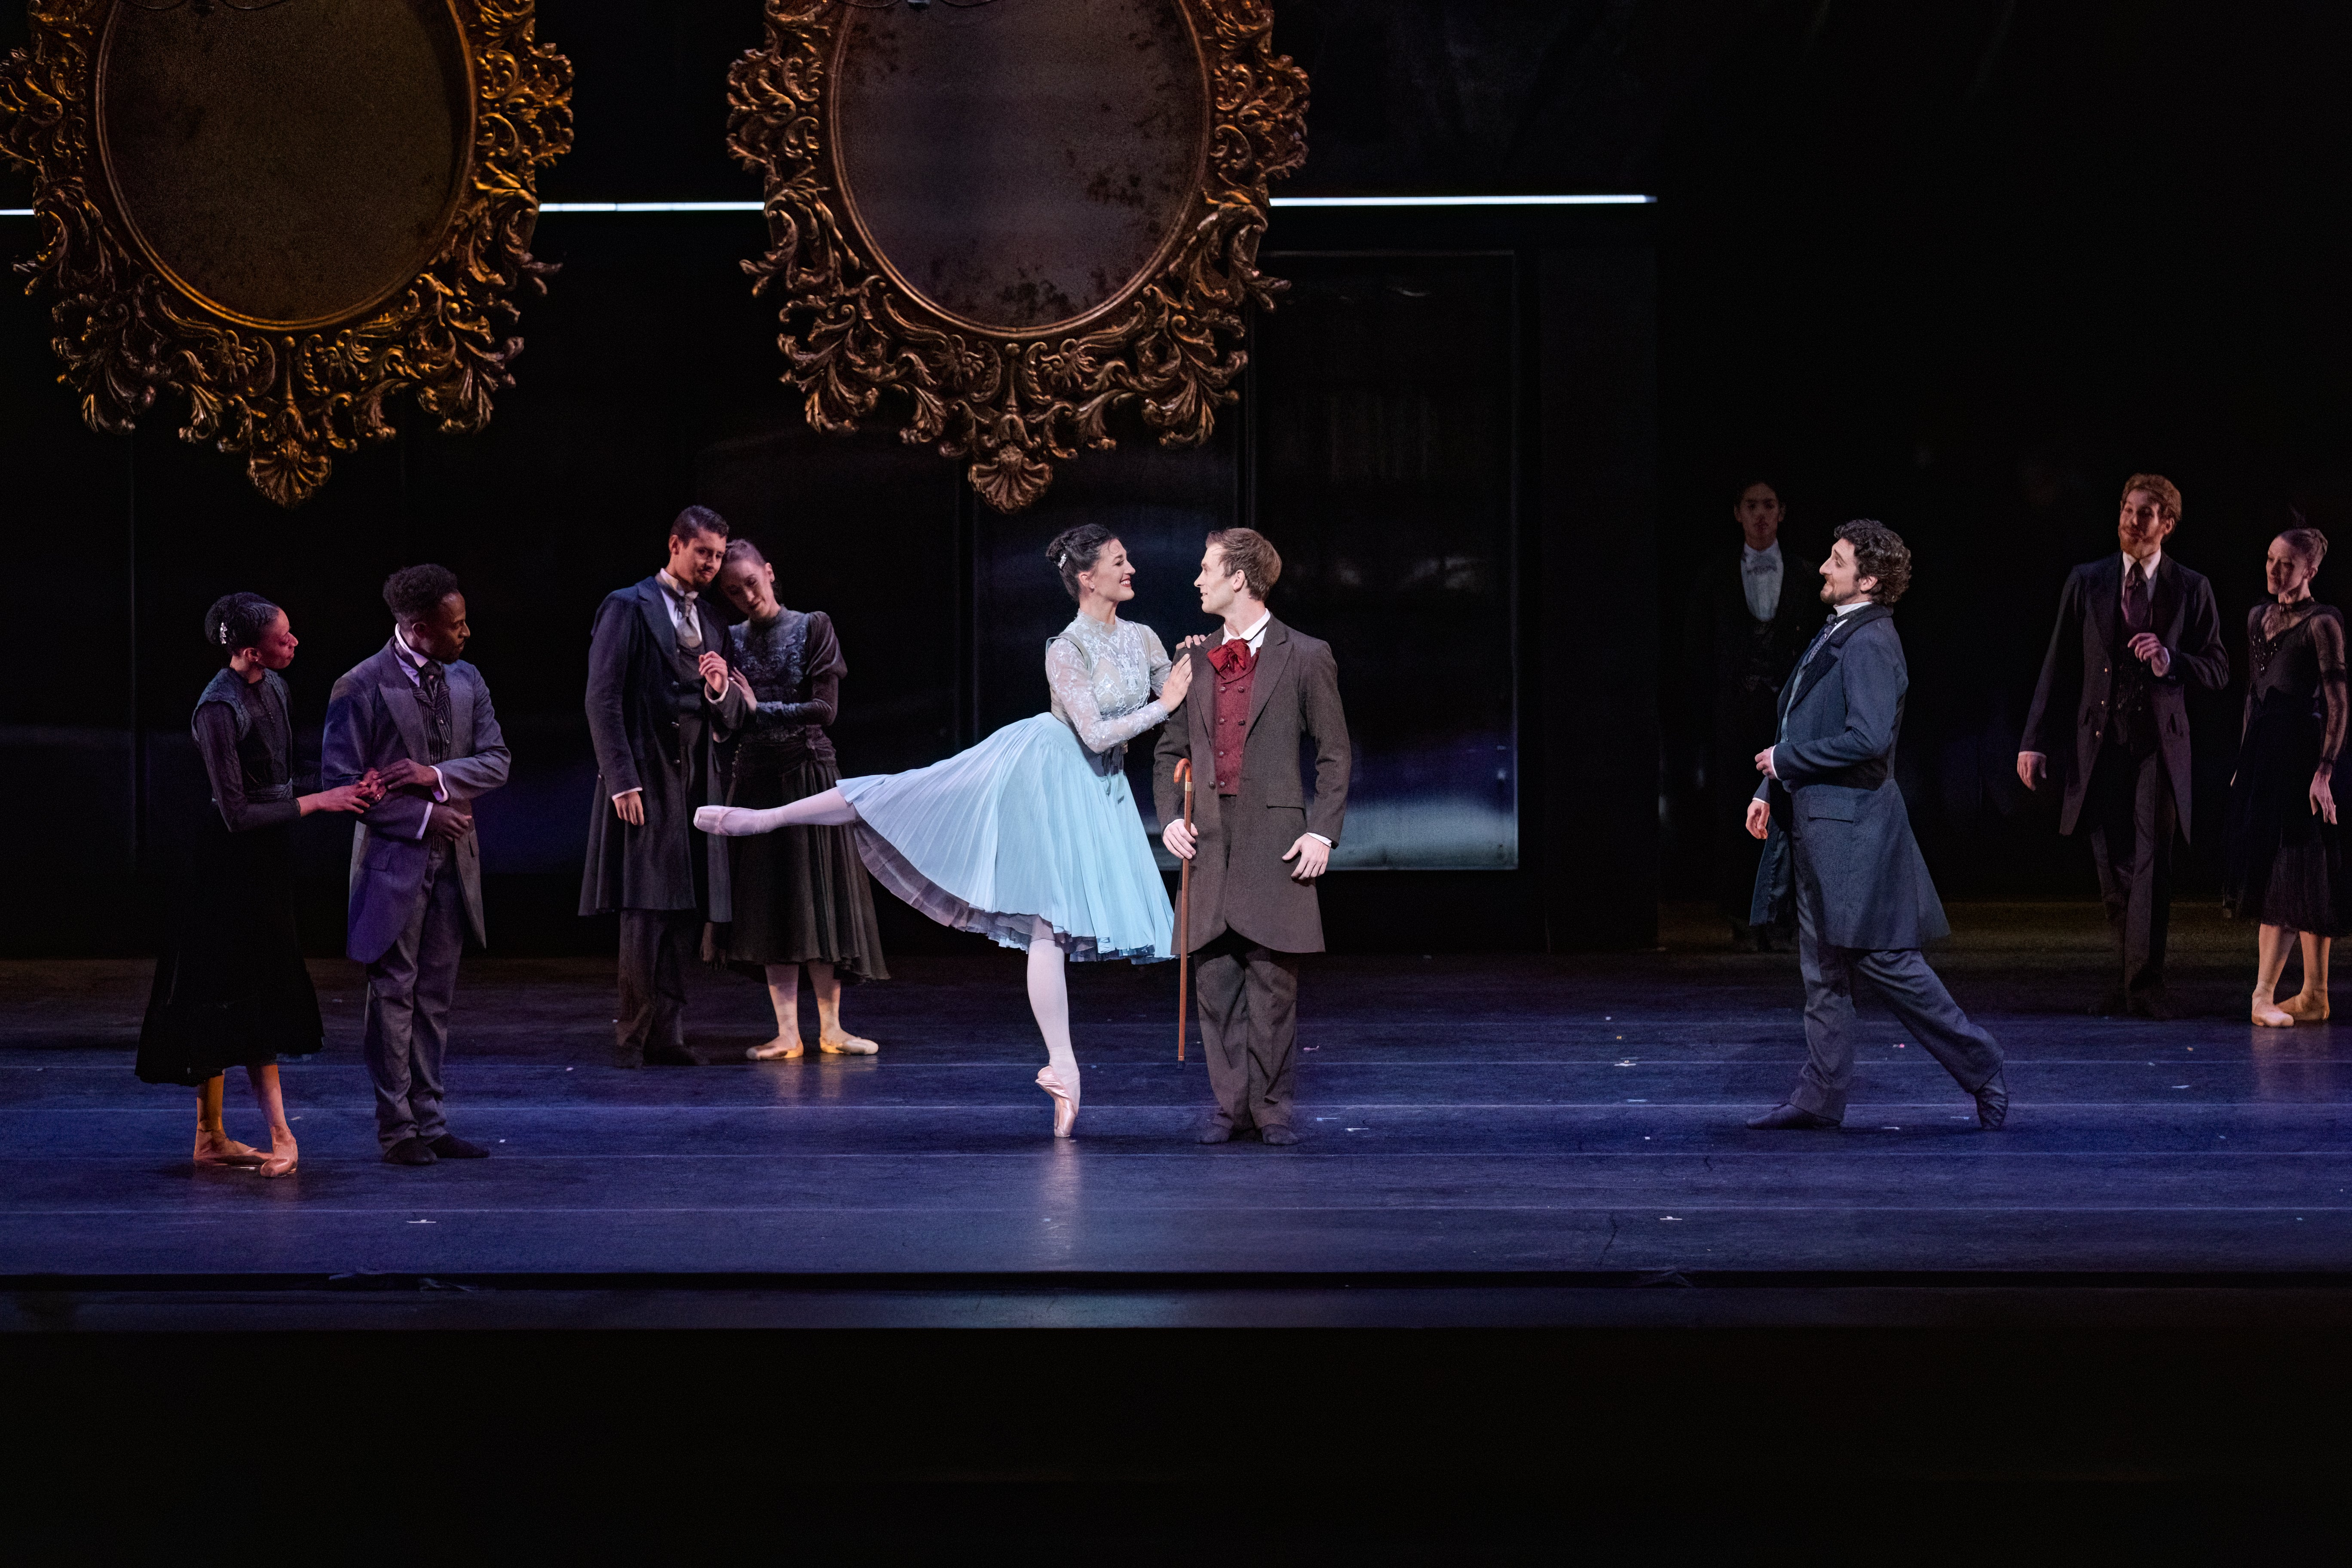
[1174,758,1194,1061]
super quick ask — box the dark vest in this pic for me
[1210,640,1258,796]
[2109,577,2156,753]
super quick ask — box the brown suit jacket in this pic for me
[1153,617,1351,954]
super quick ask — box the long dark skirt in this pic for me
[2224,701,2349,937]
[136,819,323,1086]
[721,753,889,979]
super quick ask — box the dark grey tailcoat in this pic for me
[1152,619,1351,954]
[324,642,511,966]
[579,577,750,917]
[1749,605,1947,950]
[2020,553,2230,836]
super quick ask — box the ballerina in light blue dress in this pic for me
[698,524,1195,1137]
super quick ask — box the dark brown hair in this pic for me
[1045,525,1120,603]
[1206,527,1283,599]
[1834,519,1912,605]
[670,505,730,545]
[2280,527,2330,567]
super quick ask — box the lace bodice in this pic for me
[1047,613,1173,760]
[2245,599,2349,772]
[726,609,842,768]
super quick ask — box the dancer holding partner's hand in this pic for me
[138,594,383,1177]
[700,526,1191,1137]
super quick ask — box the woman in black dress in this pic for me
[139,594,379,1174]
[715,540,888,1057]
[2225,528,2348,1026]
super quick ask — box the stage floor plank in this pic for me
[5,905,2350,1277]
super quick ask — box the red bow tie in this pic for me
[1207,640,1256,678]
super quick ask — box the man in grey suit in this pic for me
[580,507,750,1067]
[1744,521,2008,1131]
[2019,474,2230,1018]
[324,565,511,1165]
[1155,528,1351,1146]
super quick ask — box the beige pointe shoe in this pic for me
[1036,1068,1078,1139]
[257,1136,299,1179]
[193,1132,265,1170]
[2281,990,2331,1023]
[2253,994,2295,1028]
[747,1037,805,1060]
[819,1033,879,1055]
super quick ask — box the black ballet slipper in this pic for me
[383,1137,437,1167]
[1974,1069,2010,1131]
[429,1133,490,1159]
[1746,1103,1840,1130]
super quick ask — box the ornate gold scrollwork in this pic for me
[0,1,571,506]
[726,0,1308,513]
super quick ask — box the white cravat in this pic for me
[1741,541,1783,622]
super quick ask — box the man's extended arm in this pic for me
[1300,642,1351,846]
[435,670,511,800]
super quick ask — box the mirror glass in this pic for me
[98,0,473,328]
[833,0,1207,333]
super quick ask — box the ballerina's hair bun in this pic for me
[201,592,281,662]
[1045,524,1119,603]
[2281,525,2329,567]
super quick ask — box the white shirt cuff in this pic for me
[1306,832,1332,846]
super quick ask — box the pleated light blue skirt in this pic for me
[839,713,1174,962]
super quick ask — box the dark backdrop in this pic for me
[4,0,2348,955]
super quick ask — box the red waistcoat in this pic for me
[1208,640,1258,795]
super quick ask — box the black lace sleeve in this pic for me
[2314,612,2348,773]
[193,701,300,833]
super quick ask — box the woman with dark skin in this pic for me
[138,594,380,1176]
[2225,529,2349,1026]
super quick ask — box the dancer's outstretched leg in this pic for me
[697,789,859,837]
[1026,916,1079,1138]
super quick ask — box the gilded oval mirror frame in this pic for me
[0,0,572,506]
[728,0,1309,512]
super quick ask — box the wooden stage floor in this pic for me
[3,901,2348,1285]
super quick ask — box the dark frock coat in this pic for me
[579,577,750,917]
[324,641,511,965]
[1153,618,1351,955]
[1750,606,1948,950]
[2021,553,2231,837]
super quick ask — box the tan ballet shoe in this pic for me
[257,1137,298,1178]
[1036,1068,1078,1139]
[2280,990,2331,1023]
[194,1132,265,1170]
[819,1033,879,1055]
[747,1037,805,1060]
[2253,996,2295,1028]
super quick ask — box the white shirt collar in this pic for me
[2124,548,2162,579]
[657,568,697,600]
[1831,599,1872,617]
[391,624,430,672]
[1743,539,1782,567]
[1222,610,1272,651]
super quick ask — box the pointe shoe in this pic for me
[2253,995,2295,1028]
[1036,1068,1078,1139]
[2281,990,2331,1023]
[747,1037,805,1060]
[694,805,768,836]
[257,1137,298,1179]
[193,1133,265,1170]
[819,1033,879,1055]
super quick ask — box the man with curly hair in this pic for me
[1743,521,2009,1132]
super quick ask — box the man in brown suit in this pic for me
[1155,529,1351,1146]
